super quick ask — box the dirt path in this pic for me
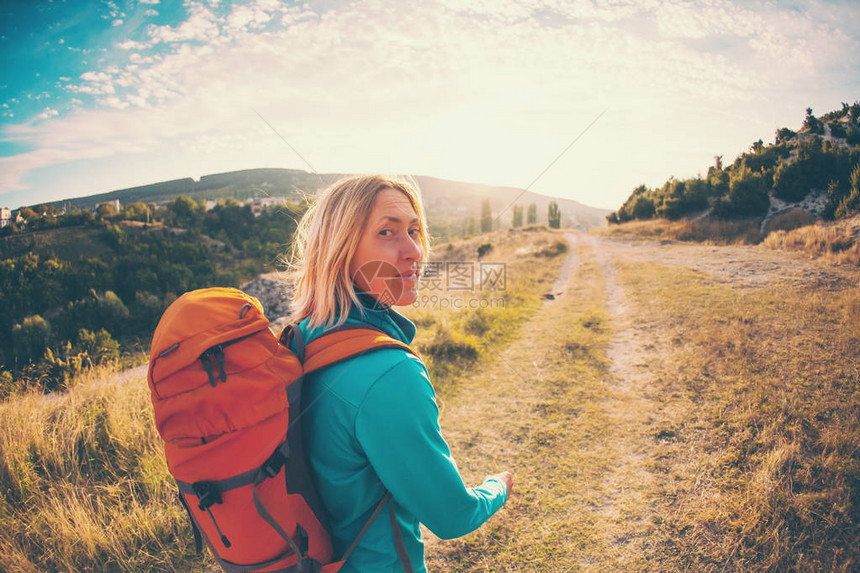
[425,230,857,570]
[425,231,668,569]
[575,232,666,564]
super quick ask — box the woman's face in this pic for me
[349,187,424,307]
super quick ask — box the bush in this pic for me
[477,243,493,258]
[75,329,121,365]
[775,127,796,143]
[536,240,568,257]
[631,196,656,220]
[420,326,479,362]
[11,315,51,366]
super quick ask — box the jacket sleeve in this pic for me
[354,354,508,540]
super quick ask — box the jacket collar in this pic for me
[299,287,416,346]
[347,287,416,345]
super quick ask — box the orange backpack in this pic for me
[147,287,415,573]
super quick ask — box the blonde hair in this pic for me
[288,174,431,330]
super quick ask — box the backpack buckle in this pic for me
[262,444,289,478]
[192,481,222,511]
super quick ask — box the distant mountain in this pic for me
[48,169,610,229]
[49,168,329,210]
[414,175,609,229]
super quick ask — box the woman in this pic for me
[288,175,513,572]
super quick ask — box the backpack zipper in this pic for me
[198,330,263,386]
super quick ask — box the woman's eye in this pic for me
[409,228,420,236]
[379,229,392,236]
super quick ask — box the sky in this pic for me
[1,0,859,211]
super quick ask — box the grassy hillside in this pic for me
[2,226,855,571]
[0,227,568,572]
[48,169,326,210]
[608,103,860,226]
[35,170,609,236]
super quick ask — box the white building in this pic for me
[0,207,11,228]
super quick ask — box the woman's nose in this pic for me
[402,234,422,261]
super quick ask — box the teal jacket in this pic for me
[291,293,508,572]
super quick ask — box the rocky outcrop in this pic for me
[240,272,294,332]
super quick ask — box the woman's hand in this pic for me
[488,471,513,497]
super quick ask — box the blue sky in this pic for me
[1,0,859,210]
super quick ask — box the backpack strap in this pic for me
[389,499,416,573]
[301,325,419,374]
[339,491,391,563]
[280,322,420,571]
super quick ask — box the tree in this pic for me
[18,206,38,222]
[168,196,204,227]
[480,199,492,233]
[803,107,823,134]
[74,328,120,365]
[122,202,150,222]
[527,203,537,224]
[512,205,523,228]
[718,167,770,217]
[631,196,656,219]
[12,315,51,366]
[548,201,561,229]
[775,127,796,144]
[834,164,860,219]
[95,202,118,221]
[464,217,477,237]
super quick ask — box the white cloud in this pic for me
[145,9,159,17]
[226,4,273,31]
[148,2,222,44]
[140,0,160,4]
[118,39,148,50]
[4,0,859,208]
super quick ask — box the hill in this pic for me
[414,175,610,230]
[47,168,326,209]
[45,170,610,230]
[608,102,860,226]
[2,228,856,571]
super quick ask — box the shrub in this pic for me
[536,240,568,257]
[631,196,656,220]
[420,326,479,362]
[11,315,51,366]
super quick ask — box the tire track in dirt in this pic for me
[570,232,665,567]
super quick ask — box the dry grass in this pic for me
[0,365,209,572]
[403,229,567,397]
[615,260,860,571]
[0,228,567,571]
[763,216,860,266]
[424,239,620,570]
[763,208,817,233]
[598,218,763,245]
[7,224,854,571]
